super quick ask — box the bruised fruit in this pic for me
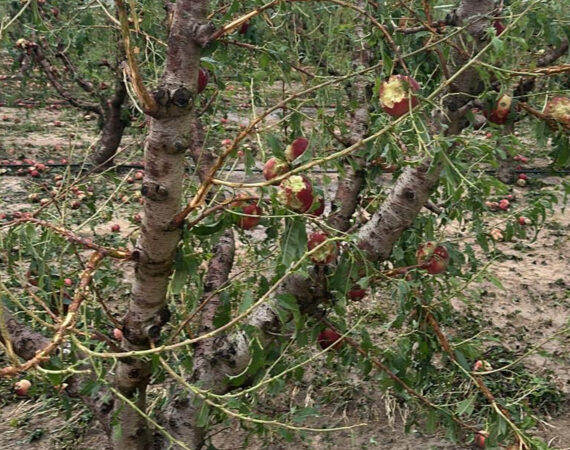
[263,157,290,183]
[379,75,420,118]
[236,202,262,230]
[198,68,208,93]
[307,232,337,264]
[486,94,513,125]
[284,137,309,162]
[544,97,570,129]
[14,379,32,396]
[309,195,325,217]
[278,175,314,213]
[416,242,449,274]
[317,328,343,350]
[474,432,487,448]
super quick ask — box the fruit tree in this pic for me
[0,0,569,449]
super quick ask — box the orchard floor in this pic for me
[1,97,569,449]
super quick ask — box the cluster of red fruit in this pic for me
[234,137,325,231]
[416,242,450,275]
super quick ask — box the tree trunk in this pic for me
[113,0,210,448]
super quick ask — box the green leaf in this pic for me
[454,350,470,371]
[196,402,210,428]
[456,395,476,416]
[279,218,307,268]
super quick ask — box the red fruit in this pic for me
[197,68,208,94]
[310,195,325,217]
[474,432,487,448]
[111,224,121,232]
[486,94,512,125]
[498,199,510,211]
[64,278,72,286]
[113,328,124,340]
[263,157,290,184]
[278,175,314,213]
[53,120,63,127]
[518,173,527,180]
[493,20,505,36]
[236,203,262,230]
[317,328,343,350]
[307,232,337,264]
[133,213,142,222]
[238,21,249,34]
[416,242,449,275]
[347,285,367,301]
[379,75,420,118]
[14,379,32,396]
[518,216,530,226]
[284,137,309,162]
[544,97,570,129]
[29,169,40,177]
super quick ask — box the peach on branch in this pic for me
[262,157,290,184]
[307,232,337,265]
[544,96,570,129]
[379,75,420,118]
[485,94,513,125]
[278,175,314,213]
[284,137,309,162]
[416,242,449,275]
[236,203,262,230]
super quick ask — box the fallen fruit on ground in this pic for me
[278,175,314,213]
[113,328,124,340]
[416,242,450,274]
[284,137,309,162]
[317,328,343,350]
[307,232,337,264]
[14,379,32,396]
[474,432,487,448]
[347,285,367,301]
[499,199,510,211]
[111,224,121,232]
[379,75,420,117]
[262,157,290,183]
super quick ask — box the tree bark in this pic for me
[113,0,211,448]
[90,80,129,169]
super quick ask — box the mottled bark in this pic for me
[327,8,370,233]
[114,0,210,448]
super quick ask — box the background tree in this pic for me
[1,0,569,449]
